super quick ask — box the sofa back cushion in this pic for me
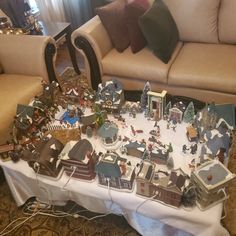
[218,0,236,44]
[0,63,3,74]
[162,0,220,43]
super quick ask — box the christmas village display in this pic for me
[0,78,235,210]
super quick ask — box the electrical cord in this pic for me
[62,166,77,190]
[0,209,41,236]
[135,195,157,214]
[107,178,114,211]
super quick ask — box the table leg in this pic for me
[65,26,81,75]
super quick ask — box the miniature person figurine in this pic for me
[168,143,173,152]
[156,125,160,138]
[182,144,188,154]
[166,121,170,129]
[190,143,198,155]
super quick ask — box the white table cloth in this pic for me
[0,159,229,236]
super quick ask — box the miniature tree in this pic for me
[165,101,171,116]
[140,81,151,110]
[183,102,195,123]
[167,142,173,153]
[181,184,197,207]
[167,156,174,169]
[93,104,105,127]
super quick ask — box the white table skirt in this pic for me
[0,159,229,236]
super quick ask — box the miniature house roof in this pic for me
[16,104,34,120]
[215,104,235,129]
[169,107,183,114]
[147,90,167,98]
[125,141,146,151]
[167,168,187,192]
[68,139,93,161]
[194,160,235,190]
[204,128,230,155]
[96,80,123,105]
[97,121,118,139]
[80,113,96,125]
[34,137,64,162]
[137,161,155,181]
[32,99,47,111]
[95,152,125,178]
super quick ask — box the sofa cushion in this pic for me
[0,74,42,144]
[102,42,183,84]
[125,0,150,53]
[168,43,236,95]
[96,0,130,52]
[218,0,236,44]
[163,0,220,43]
[139,0,179,64]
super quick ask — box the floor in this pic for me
[55,42,84,76]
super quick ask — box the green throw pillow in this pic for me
[139,0,179,63]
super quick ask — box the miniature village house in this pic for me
[147,90,167,120]
[186,125,198,142]
[136,160,188,208]
[136,160,156,197]
[191,160,236,210]
[150,146,169,165]
[25,137,64,178]
[152,168,188,208]
[95,80,124,112]
[59,139,98,181]
[0,144,14,161]
[168,102,186,123]
[95,152,136,191]
[122,141,146,158]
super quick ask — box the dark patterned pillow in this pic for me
[139,0,179,63]
[96,0,130,52]
[125,0,150,53]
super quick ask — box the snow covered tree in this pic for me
[167,156,174,169]
[183,102,195,123]
[165,101,171,116]
[140,81,151,110]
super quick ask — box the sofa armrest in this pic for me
[71,16,113,90]
[0,35,57,83]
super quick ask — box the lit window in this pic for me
[28,0,39,15]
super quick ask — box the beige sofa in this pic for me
[0,35,57,145]
[72,0,236,105]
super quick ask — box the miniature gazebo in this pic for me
[97,121,118,146]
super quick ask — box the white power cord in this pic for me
[62,166,77,190]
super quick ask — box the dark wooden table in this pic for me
[33,21,81,75]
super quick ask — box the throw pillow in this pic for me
[96,0,130,52]
[125,0,150,53]
[139,0,179,64]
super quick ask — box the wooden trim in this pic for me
[74,36,101,90]
[44,43,57,84]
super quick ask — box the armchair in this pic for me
[0,34,57,145]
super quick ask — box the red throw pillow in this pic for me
[125,0,150,53]
[96,0,130,52]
